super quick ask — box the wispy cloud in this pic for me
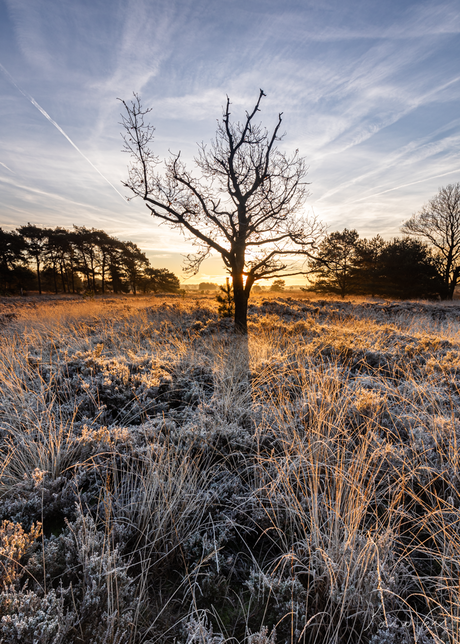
[349,168,460,204]
[0,62,127,202]
[0,161,14,173]
[1,0,460,275]
[0,174,123,214]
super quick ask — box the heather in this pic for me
[0,293,459,643]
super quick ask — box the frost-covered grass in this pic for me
[1,293,460,643]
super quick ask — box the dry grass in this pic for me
[0,293,459,643]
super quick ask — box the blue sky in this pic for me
[1,0,459,283]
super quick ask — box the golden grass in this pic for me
[0,293,459,643]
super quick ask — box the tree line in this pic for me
[0,224,180,296]
[307,231,443,299]
[308,184,460,300]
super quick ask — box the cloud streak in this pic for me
[0,161,14,173]
[0,62,127,203]
[349,168,460,204]
[0,173,124,214]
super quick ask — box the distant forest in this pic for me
[0,224,180,296]
[306,230,448,300]
[1,223,456,300]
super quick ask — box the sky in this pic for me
[0,0,459,284]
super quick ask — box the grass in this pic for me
[0,292,459,643]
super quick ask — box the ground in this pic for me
[0,292,459,643]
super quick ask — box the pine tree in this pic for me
[216,278,234,318]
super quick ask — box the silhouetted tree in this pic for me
[121,241,149,294]
[378,237,442,299]
[198,282,219,291]
[353,235,386,297]
[44,227,70,294]
[107,242,127,293]
[402,183,460,299]
[71,227,98,291]
[0,228,31,293]
[141,267,180,293]
[309,229,359,298]
[120,90,321,333]
[91,230,120,294]
[62,228,79,293]
[270,279,286,292]
[17,224,50,294]
[216,277,234,317]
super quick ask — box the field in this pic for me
[1,292,460,644]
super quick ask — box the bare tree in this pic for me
[120,90,321,332]
[401,183,460,299]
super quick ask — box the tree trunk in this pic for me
[101,253,109,294]
[91,264,97,292]
[60,262,66,293]
[448,267,460,299]
[233,272,249,334]
[70,257,75,293]
[53,261,58,294]
[36,257,42,295]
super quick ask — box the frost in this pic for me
[1,294,460,642]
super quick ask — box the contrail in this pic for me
[0,161,14,173]
[349,168,460,204]
[0,62,127,203]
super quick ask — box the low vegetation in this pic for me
[0,292,460,643]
